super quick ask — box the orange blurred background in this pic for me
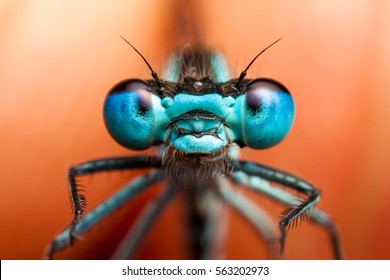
[1,0,390,259]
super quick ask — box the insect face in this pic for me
[104,57,294,152]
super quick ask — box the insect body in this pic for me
[47,40,342,259]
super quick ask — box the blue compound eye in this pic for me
[103,79,155,150]
[242,78,295,149]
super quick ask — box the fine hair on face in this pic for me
[162,144,232,183]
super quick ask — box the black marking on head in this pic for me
[145,78,253,98]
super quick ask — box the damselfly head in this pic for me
[104,39,294,183]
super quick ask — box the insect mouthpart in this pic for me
[167,110,230,154]
[161,109,233,182]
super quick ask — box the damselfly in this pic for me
[46,38,342,259]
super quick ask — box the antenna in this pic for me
[120,36,163,89]
[235,38,282,88]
